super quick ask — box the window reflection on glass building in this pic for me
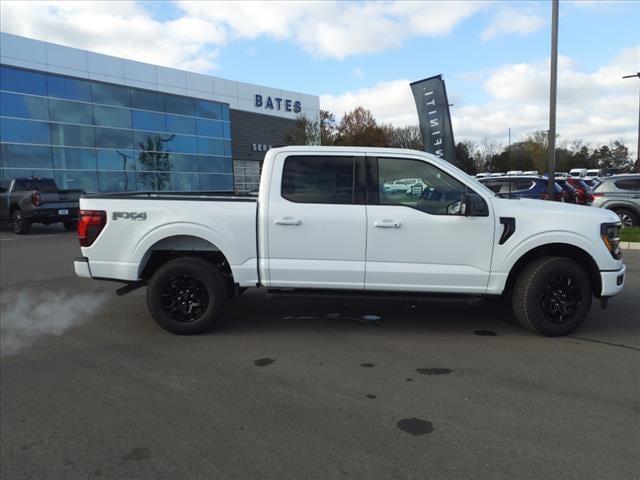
[0,33,320,193]
[0,65,233,192]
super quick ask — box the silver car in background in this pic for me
[591,174,640,227]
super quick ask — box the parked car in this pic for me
[566,178,593,205]
[506,170,523,176]
[569,168,588,177]
[479,176,563,201]
[582,177,600,190]
[74,146,626,337]
[591,174,640,227]
[523,170,539,175]
[555,178,579,203]
[0,177,84,234]
[586,169,603,178]
[383,178,426,195]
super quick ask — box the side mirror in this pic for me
[461,192,489,217]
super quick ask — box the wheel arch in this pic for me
[138,234,235,295]
[504,243,602,298]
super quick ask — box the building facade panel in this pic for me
[0,65,233,192]
[0,33,319,193]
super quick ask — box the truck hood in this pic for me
[492,197,619,224]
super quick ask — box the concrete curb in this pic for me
[621,242,640,250]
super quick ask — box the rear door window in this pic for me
[614,179,640,191]
[282,155,356,204]
[511,180,535,191]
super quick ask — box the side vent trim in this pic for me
[499,217,516,245]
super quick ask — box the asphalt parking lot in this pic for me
[1,225,638,480]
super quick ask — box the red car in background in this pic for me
[566,178,593,205]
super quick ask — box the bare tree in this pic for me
[386,125,424,150]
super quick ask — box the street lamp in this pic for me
[547,0,559,199]
[622,72,640,168]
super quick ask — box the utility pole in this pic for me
[547,0,559,199]
[622,72,640,168]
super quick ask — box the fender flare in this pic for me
[501,231,604,273]
[132,222,242,276]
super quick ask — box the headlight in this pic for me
[601,222,622,259]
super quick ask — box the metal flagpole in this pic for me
[547,0,559,199]
[622,72,640,168]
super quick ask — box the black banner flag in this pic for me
[410,75,456,164]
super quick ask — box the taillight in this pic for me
[31,191,41,206]
[78,210,106,247]
[592,193,603,199]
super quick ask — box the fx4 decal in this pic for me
[113,211,147,221]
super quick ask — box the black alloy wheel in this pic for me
[160,274,209,322]
[146,256,227,334]
[540,273,582,324]
[512,256,592,336]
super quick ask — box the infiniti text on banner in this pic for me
[410,75,456,164]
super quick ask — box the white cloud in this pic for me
[322,79,418,127]
[321,46,640,155]
[178,1,490,59]
[0,1,224,71]
[481,6,546,41]
[0,1,490,66]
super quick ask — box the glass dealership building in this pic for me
[0,33,320,192]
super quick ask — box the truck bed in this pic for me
[79,192,259,285]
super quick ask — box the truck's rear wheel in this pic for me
[12,210,31,234]
[512,256,592,336]
[147,257,227,334]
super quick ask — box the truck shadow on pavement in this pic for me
[210,288,639,345]
[217,291,513,337]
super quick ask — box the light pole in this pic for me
[622,72,640,168]
[547,0,559,199]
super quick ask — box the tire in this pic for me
[612,208,637,228]
[11,210,31,235]
[512,256,592,336]
[63,219,78,231]
[146,257,227,335]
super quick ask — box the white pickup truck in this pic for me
[74,146,626,336]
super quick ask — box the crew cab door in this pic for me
[265,153,367,289]
[365,155,494,293]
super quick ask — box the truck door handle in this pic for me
[275,217,301,225]
[374,220,401,228]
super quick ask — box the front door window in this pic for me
[378,157,467,215]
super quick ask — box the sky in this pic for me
[1,0,639,154]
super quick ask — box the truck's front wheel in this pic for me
[147,257,227,334]
[512,256,592,336]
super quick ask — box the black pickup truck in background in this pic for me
[0,177,84,234]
